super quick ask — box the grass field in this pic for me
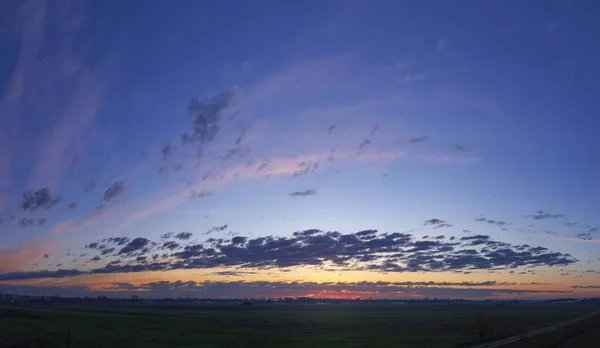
[0,301,597,348]
[504,312,600,348]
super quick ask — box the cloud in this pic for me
[423,219,453,229]
[103,181,124,201]
[525,211,564,220]
[290,189,317,197]
[20,188,60,211]
[162,143,173,160]
[118,238,151,255]
[408,136,428,144]
[162,241,180,250]
[101,248,115,255]
[17,218,36,227]
[0,229,577,281]
[576,233,593,241]
[206,225,228,235]
[175,232,193,241]
[181,91,235,147]
[68,201,78,209]
[106,237,129,246]
[474,216,508,226]
[328,124,337,136]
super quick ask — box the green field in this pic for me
[0,302,597,348]
[504,312,600,348]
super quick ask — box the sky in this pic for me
[0,0,599,300]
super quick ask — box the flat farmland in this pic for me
[0,302,597,348]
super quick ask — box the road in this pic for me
[470,311,600,348]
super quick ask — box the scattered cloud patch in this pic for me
[20,188,60,212]
[175,232,193,240]
[290,189,317,197]
[423,219,453,229]
[0,229,577,281]
[474,216,508,226]
[103,181,124,201]
[118,238,151,255]
[525,211,564,220]
[181,91,235,147]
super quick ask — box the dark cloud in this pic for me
[474,216,508,226]
[327,124,337,136]
[17,217,36,227]
[231,236,247,244]
[371,124,379,136]
[290,189,317,197]
[103,181,124,201]
[206,224,228,235]
[162,241,180,250]
[20,188,60,211]
[213,270,258,276]
[175,232,193,240]
[119,238,151,255]
[423,219,453,229]
[408,136,428,144]
[219,146,251,161]
[107,237,130,246]
[162,143,173,160]
[38,217,47,225]
[68,201,78,209]
[455,145,471,152]
[91,255,101,262]
[181,91,235,146]
[1,230,577,282]
[86,242,100,249]
[101,248,115,255]
[358,139,371,151]
[575,232,592,240]
[42,254,49,259]
[293,161,319,177]
[525,211,564,220]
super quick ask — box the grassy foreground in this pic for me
[0,302,597,348]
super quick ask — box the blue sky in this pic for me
[0,0,599,299]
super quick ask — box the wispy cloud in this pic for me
[290,189,317,197]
